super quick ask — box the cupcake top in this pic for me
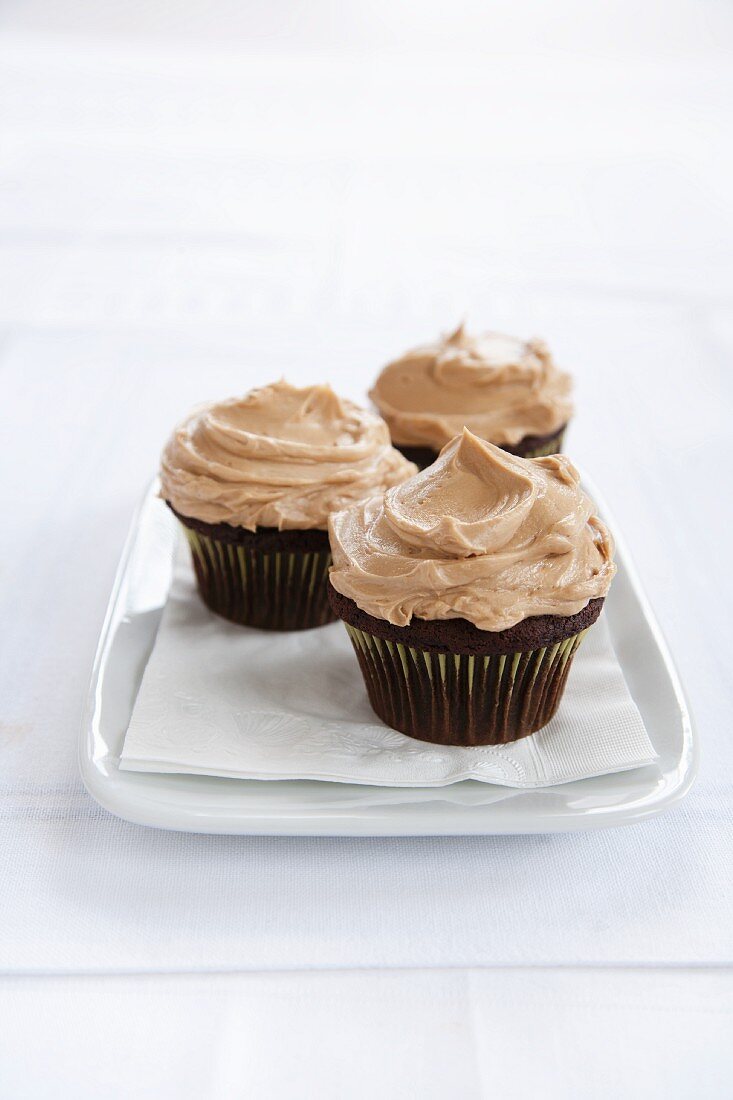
[160,380,416,531]
[370,322,573,449]
[328,429,615,632]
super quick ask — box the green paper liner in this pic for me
[343,623,588,745]
[519,428,565,459]
[182,526,335,631]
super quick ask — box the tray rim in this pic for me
[79,476,698,835]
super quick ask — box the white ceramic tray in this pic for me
[80,479,696,835]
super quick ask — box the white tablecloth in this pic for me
[1,3,731,1096]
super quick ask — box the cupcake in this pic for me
[160,380,416,631]
[328,429,615,745]
[370,322,573,468]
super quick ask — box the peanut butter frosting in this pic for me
[370,323,573,449]
[160,381,416,531]
[328,429,615,632]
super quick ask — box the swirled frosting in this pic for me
[328,429,615,631]
[370,323,573,448]
[160,381,416,531]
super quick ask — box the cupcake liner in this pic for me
[344,623,588,745]
[517,429,565,459]
[182,526,335,631]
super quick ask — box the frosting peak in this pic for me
[383,429,537,558]
[328,429,615,631]
[370,324,573,448]
[160,380,416,531]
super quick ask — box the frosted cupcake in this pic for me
[328,429,614,744]
[370,323,573,468]
[160,381,416,631]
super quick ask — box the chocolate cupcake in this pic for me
[160,381,416,631]
[370,323,573,468]
[328,429,615,745]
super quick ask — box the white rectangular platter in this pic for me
[80,479,696,835]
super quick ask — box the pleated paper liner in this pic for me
[518,428,566,458]
[344,624,588,745]
[168,508,336,631]
[397,427,567,470]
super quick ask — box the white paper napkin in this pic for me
[120,552,656,788]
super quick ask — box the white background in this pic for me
[1,2,732,1097]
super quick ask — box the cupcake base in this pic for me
[397,424,567,471]
[328,586,603,745]
[169,505,335,631]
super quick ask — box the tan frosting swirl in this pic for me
[328,429,615,632]
[160,381,416,531]
[370,323,574,448]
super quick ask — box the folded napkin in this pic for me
[120,550,656,788]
